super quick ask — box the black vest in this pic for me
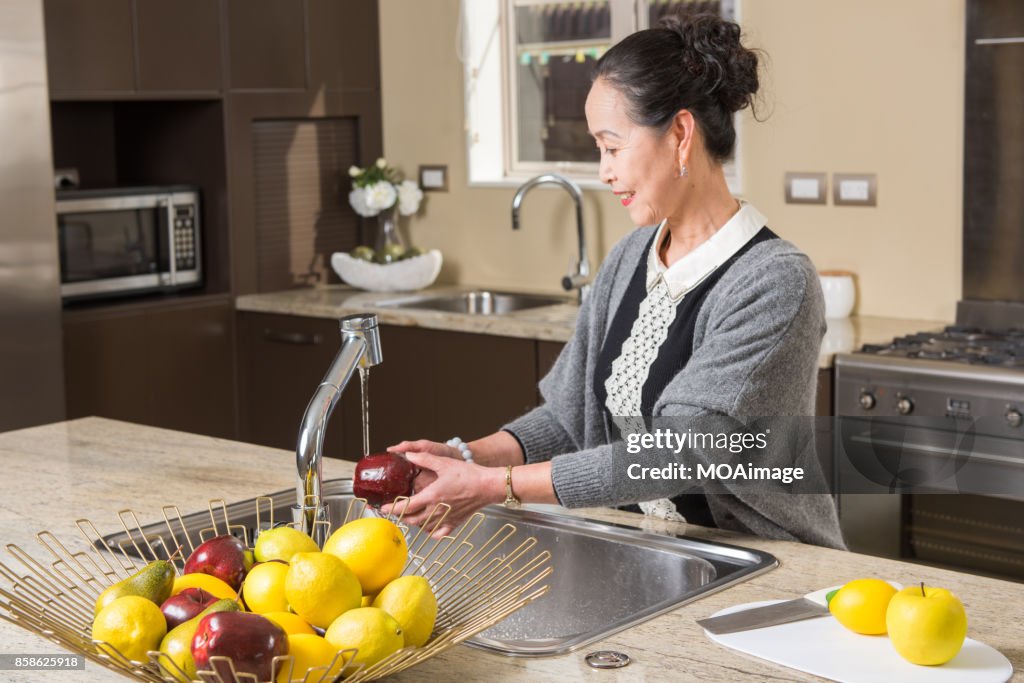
[594,226,778,526]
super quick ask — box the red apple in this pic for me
[354,451,419,506]
[191,611,288,682]
[160,587,219,630]
[183,535,248,590]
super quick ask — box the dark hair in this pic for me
[593,12,761,163]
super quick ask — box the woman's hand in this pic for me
[380,451,503,538]
[388,439,466,492]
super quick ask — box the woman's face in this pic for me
[585,78,684,227]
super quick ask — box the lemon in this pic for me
[829,578,898,635]
[92,595,167,662]
[323,518,408,594]
[373,576,437,647]
[255,527,319,563]
[263,611,316,636]
[285,552,362,629]
[171,573,237,601]
[242,561,291,614]
[277,633,342,683]
[325,607,404,671]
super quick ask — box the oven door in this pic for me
[57,195,172,300]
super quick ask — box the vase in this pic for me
[374,206,406,263]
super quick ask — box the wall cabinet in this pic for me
[135,0,223,92]
[43,0,380,97]
[43,0,135,94]
[43,0,222,95]
[64,298,236,438]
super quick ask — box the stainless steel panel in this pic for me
[964,1,1024,302]
[100,479,778,657]
[0,0,65,431]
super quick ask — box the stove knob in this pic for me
[1007,409,1023,428]
[897,397,914,415]
[858,392,876,410]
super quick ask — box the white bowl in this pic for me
[331,249,442,292]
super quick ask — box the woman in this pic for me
[383,12,844,549]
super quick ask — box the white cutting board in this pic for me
[703,587,1013,683]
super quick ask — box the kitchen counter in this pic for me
[0,418,1019,682]
[236,285,949,369]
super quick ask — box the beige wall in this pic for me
[379,0,964,320]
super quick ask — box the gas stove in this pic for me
[860,326,1024,369]
[833,320,1024,582]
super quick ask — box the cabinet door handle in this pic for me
[263,329,323,345]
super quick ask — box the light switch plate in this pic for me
[419,164,448,192]
[784,172,827,204]
[833,173,877,206]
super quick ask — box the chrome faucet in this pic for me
[294,313,382,541]
[511,173,591,303]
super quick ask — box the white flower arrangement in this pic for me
[347,158,424,217]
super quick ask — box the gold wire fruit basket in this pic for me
[0,495,552,682]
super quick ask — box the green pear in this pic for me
[94,560,175,616]
[157,598,240,682]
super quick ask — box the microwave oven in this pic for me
[56,185,202,302]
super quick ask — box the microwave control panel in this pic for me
[173,204,198,270]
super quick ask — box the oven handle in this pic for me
[850,434,1024,468]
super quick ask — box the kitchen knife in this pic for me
[697,597,829,635]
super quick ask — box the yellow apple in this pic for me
[885,583,968,666]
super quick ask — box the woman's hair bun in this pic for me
[659,12,759,114]
[593,10,763,163]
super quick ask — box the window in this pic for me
[461,0,739,189]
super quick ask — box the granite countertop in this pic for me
[237,285,949,368]
[0,418,1019,682]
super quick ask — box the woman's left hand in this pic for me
[380,451,502,538]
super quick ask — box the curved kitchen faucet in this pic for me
[294,313,382,542]
[511,174,591,303]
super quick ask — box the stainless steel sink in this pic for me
[375,290,573,315]
[100,480,776,657]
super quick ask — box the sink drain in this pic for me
[585,651,631,669]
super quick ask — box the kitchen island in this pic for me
[0,418,1019,682]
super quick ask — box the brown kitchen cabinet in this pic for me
[237,315,541,460]
[63,297,236,438]
[134,0,223,92]
[43,0,222,96]
[43,0,135,94]
[367,326,539,451]
[237,312,362,460]
[224,0,307,90]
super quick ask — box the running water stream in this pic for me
[359,366,370,457]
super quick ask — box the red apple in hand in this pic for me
[191,611,287,682]
[183,535,248,590]
[354,451,419,506]
[160,587,219,630]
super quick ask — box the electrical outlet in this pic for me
[418,165,448,192]
[54,168,79,189]
[784,172,827,205]
[833,173,877,206]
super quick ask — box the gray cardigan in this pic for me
[504,225,846,549]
